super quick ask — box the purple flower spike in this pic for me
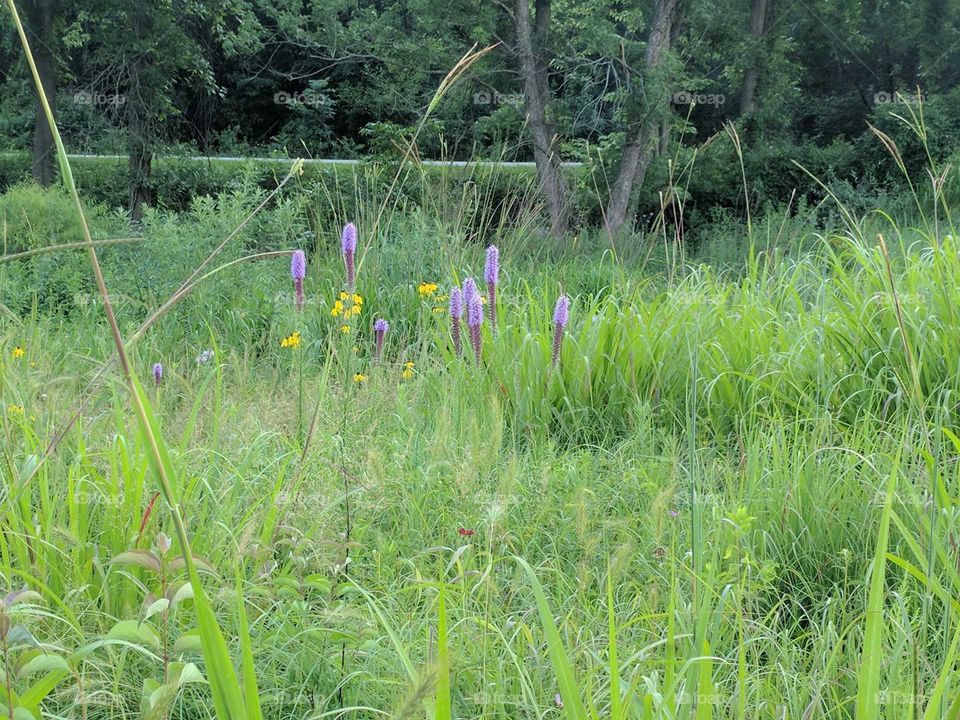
[485,245,499,331]
[551,295,570,368]
[152,362,163,386]
[374,318,389,360]
[462,277,478,308]
[291,249,306,312]
[449,287,463,357]
[467,293,484,364]
[341,223,357,290]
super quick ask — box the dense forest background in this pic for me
[1,0,960,233]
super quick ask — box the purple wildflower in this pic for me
[467,293,484,364]
[449,287,463,357]
[152,362,163,386]
[462,277,478,309]
[291,249,306,312]
[373,318,389,360]
[341,223,357,290]
[551,295,570,368]
[485,245,499,331]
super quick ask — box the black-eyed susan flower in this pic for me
[7,404,24,415]
[281,331,302,349]
[353,373,367,384]
[340,325,351,334]
[418,282,439,298]
[12,346,24,359]
[401,361,415,380]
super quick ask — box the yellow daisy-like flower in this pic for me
[12,346,24,359]
[280,331,302,349]
[401,361,415,380]
[431,306,445,314]
[7,404,24,415]
[352,293,363,305]
[340,325,351,334]
[418,282,439,298]
[353,373,367,384]
[331,300,344,317]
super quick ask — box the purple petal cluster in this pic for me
[462,277,478,309]
[152,362,163,386]
[467,294,484,364]
[551,295,570,367]
[485,245,499,330]
[341,223,357,289]
[291,249,306,311]
[374,318,389,359]
[449,287,463,356]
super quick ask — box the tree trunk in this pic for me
[128,5,153,222]
[605,0,679,237]
[514,0,570,239]
[25,0,57,187]
[739,0,770,115]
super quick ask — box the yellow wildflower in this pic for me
[339,291,349,300]
[340,325,351,334]
[431,306,445,314]
[331,300,344,317]
[418,282,439,298]
[280,331,302,349]
[401,361,415,380]
[353,373,368,384]
[12,346,24,359]
[7,404,24,415]
[352,293,363,305]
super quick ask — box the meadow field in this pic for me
[2,0,960,717]
[3,156,960,719]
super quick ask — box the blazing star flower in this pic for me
[291,249,306,312]
[462,277,478,309]
[11,346,24,359]
[152,362,163,386]
[552,295,570,368]
[341,223,357,290]
[485,245,499,330]
[373,318,389,359]
[467,293,484,364]
[449,287,463,357]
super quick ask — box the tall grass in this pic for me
[2,6,960,718]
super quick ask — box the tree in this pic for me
[22,0,57,186]
[512,0,570,238]
[739,0,769,115]
[604,0,681,237]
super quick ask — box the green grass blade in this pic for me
[516,556,588,720]
[436,584,451,720]
[855,449,901,720]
